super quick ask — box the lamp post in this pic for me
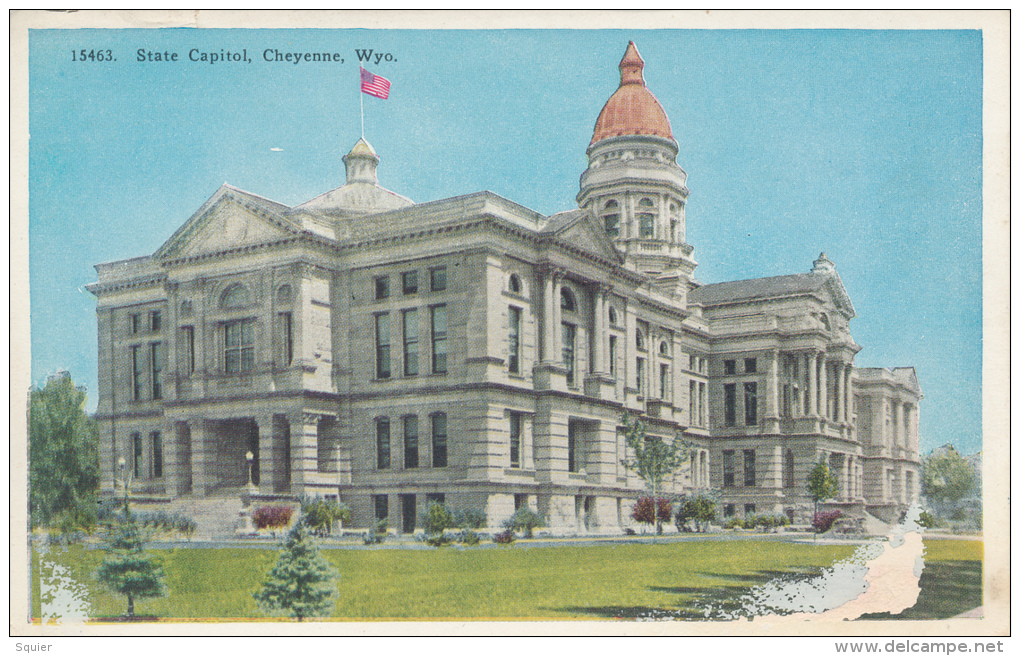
[245,450,256,494]
[117,456,131,517]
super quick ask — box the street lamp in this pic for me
[117,456,131,516]
[245,450,256,494]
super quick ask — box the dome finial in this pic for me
[619,41,645,86]
[813,252,836,272]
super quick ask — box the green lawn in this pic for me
[30,537,980,622]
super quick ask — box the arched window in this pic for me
[638,197,655,238]
[508,274,522,294]
[608,306,618,326]
[602,199,620,238]
[276,284,293,304]
[635,330,645,351]
[560,288,576,312]
[659,341,669,356]
[221,283,250,309]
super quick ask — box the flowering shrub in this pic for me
[631,497,672,527]
[493,529,516,545]
[253,505,294,530]
[812,510,843,533]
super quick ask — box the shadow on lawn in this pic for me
[556,568,825,620]
[858,559,982,620]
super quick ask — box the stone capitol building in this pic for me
[88,42,922,536]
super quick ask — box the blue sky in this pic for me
[27,29,983,454]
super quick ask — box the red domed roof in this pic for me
[590,42,673,145]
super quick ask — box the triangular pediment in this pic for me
[820,273,856,319]
[155,185,300,260]
[544,209,624,263]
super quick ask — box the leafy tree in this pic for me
[29,372,99,528]
[420,502,455,535]
[807,460,839,538]
[95,515,167,618]
[503,507,545,539]
[619,413,690,535]
[921,446,976,513]
[675,494,716,533]
[632,496,672,532]
[300,496,352,537]
[254,523,338,621]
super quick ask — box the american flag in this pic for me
[360,67,391,99]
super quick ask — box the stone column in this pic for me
[806,352,817,416]
[818,354,828,420]
[766,349,780,418]
[165,420,189,497]
[592,285,605,374]
[542,270,555,363]
[845,365,854,425]
[894,401,904,448]
[289,413,319,494]
[190,418,211,496]
[552,273,564,363]
[834,362,844,422]
[256,414,278,494]
[842,456,850,500]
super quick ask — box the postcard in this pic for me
[9,10,1009,641]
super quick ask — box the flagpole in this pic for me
[359,67,365,139]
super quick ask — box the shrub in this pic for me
[631,497,672,532]
[423,533,454,547]
[812,510,843,533]
[502,507,545,538]
[455,529,481,546]
[300,496,351,537]
[916,510,938,528]
[420,502,455,535]
[453,508,488,529]
[493,529,516,545]
[724,518,745,530]
[253,505,295,531]
[364,519,388,545]
[674,495,716,533]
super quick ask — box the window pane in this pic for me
[375,276,390,299]
[431,306,447,374]
[744,382,758,426]
[562,323,575,386]
[432,413,448,467]
[508,307,521,374]
[403,309,418,376]
[404,416,419,469]
[377,419,391,469]
[402,271,418,295]
[152,432,163,477]
[431,267,447,291]
[376,314,391,379]
[509,413,521,468]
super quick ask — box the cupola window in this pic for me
[638,198,655,238]
[602,200,620,238]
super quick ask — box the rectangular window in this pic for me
[659,364,669,400]
[131,345,143,401]
[723,450,735,487]
[608,335,617,378]
[509,412,522,468]
[744,382,758,426]
[130,313,141,335]
[638,213,654,238]
[224,319,255,373]
[132,432,143,478]
[401,270,418,295]
[430,266,447,292]
[743,449,756,487]
[151,431,163,478]
[280,312,293,366]
[374,275,390,300]
[744,357,757,373]
[689,380,696,423]
[562,323,576,386]
[604,215,620,237]
[374,494,389,520]
[636,357,645,394]
[403,415,419,469]
[426,493,446,505]
[375,313,391,379]
[431,305,447,374]
[402,309,418,376]
[744,504,756,517]
[182,326,195,375]
[431,413,448,468]
[724,383,737,426]
[150,342,162,400]
[700,382,707,427]
[724,359,736,375]
[724,504,735,518]
[376,418,391,469]
[150,310,162,332]
[568,421,579,472]
[508,306,521,374]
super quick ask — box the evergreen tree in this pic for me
[29,371,99,527]
[95,516,167,618]
[254,523,338,621]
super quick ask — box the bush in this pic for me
[300,496,351,537]
[420,502,455,535]
[674,495,716,533]
[423,533,454,547]
[502,507,545,538]
[631,497,672,532]
[493,529,516,545]
[364,519,388,545]
[812,510,843,533]
[453,508,488,529]
[253,505,295,531]
[745,514,791,532]
[455,529,481,546]
[724,518,745,530]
